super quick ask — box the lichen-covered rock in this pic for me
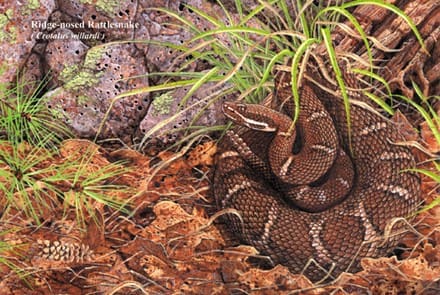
[57,0,138,42]
[0,0,56,84]
[136,82,230,146]
[44,43,150,142]
[44,28,89,86]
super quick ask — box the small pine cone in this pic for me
[36,239,94,263]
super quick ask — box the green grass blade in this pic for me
[255,48,292,95]
[288,37,318,131]
[296,0,311,38]
[149,7,201,34]
[180,67,220,106]
[322,27,353,150]
[316,6,373,67]
[396,82,440,145]
[363,92,394,115]
[352,68,392,96]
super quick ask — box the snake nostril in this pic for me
[222,102,234,113]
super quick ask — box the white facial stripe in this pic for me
[243,117,276,131]
[238,112,266,128]
[231,111,266,129]
[228,109,276,132]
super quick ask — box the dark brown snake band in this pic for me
[213,69,421,281]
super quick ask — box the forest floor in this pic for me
[0,134,439,294]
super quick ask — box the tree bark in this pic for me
[319,0,439,98]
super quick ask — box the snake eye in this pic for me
[237,104,246,114]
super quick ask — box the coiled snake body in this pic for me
[213,69,421,281]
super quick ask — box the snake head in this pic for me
[222,101,277,132]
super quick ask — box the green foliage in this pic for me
[0,138,132,228]
[0,76,131,228]
[61,148,131,229]
[0,76,72,147]
[0,139,61,224]
[407,82,440,145]
[399,84,440,213]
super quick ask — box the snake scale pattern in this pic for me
[213,68,421,281]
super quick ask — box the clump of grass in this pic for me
[60,146,132,229]
[0,76,132,229]
[0,138,132,228]
[0,75,72,148]
[0,138,61,223]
